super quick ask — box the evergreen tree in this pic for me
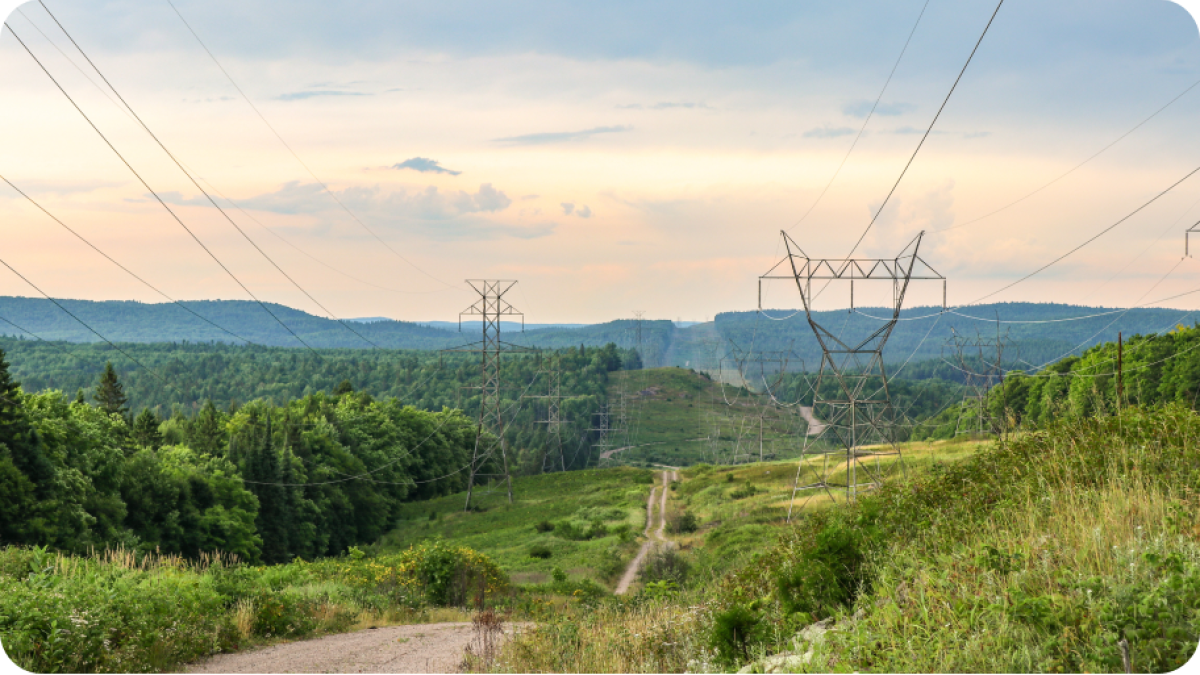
[0,347,54,544]
[93,362,128,417]
[188,400,225,455]
[334,379,354,395]
[131,408,163,450]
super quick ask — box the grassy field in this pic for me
[601,367,823,467]
[493,406,1200,674]
[378,466,656,586]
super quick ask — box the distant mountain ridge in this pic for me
[0,297,1192,372]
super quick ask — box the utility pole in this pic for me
[761,231,945,503]
[446,280,525,511]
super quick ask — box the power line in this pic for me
[0,254,178,392]
[0,173,257,346]
[35,1,382,351]
[940,75,1200,233]
[843,0,1005,260]
[969,163,1200,306]
[161,0,460,292]
[3,21,323,357]
[791,0,932,231]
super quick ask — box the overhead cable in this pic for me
[3,22,322,356]
[969,164,1200,306]
[0,174,256,346]
[35,2,382,351]
[790,0,932,230]
[843,0,1005,260]
[0,254,177,391]
[160,0,460,292]
[940,75,1200,232]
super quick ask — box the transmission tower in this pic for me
[943,326,1015,437]
[591,404,613,465]
[722,340,806,463]
[530,353,567,473]
[761,231,945,503]
[446,280,525,511]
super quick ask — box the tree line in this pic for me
[0,342,634,563]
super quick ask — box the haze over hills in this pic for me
[0,296,1192,372]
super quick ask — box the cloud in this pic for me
[493,125,632,145]
[803,126,856,139]
[616,101,710,110]
[276,90,370,101]
[559,202,592,218]
[892,126,946,135]
[963,131,992,139]
[393,157,462,176]
[160,181,512,219]
[842,100,915,118]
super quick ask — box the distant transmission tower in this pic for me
[447,280,525,510]
[531,353,567,473]
[761,231,945,503]
[943,326,1015,437]
[591,404,613,465]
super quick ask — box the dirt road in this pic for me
[614,469,676,595]
[187,622,483,674]
[799,406,826,436]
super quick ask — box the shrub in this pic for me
[729,482,758,499]
[667,511,699,534]
[709,604,763,666]
[528,544,552,559]
[639,547,689,586]
[534,520,555,533]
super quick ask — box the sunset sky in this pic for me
[2,0,1200,323]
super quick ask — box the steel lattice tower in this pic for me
[533,353,567,473]
[761,231,945,503]
[449,280,524,510]
[943,327,1015,437]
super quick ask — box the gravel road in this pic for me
[186,622,484,674]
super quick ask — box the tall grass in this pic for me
[494,406,1200,673]
[0,541,507,673]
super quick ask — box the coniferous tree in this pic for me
[132,408,163,450]
[188,400,225,455]
[93,362,128,417]
[0,347,54,544]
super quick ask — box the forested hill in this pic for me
[0,296,1192,371]
[0,296,673,356]
[709,302,1196,372]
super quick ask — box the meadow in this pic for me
[491,406,1200,673]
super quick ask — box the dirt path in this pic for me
[615,469,675,595]
[799,406,826,436]
[599,441,664,460]
[185,622,514,674]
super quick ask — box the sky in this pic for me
[1,0,1200,323]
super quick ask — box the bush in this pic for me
[639,547,689,586]
[775,504,880,618]
[667,511,699,534]
[534,520,555,533]
[709,604,764,666]
[528,544,552,559]
[729,482,758,500]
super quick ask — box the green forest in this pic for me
[0,340,640,566]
